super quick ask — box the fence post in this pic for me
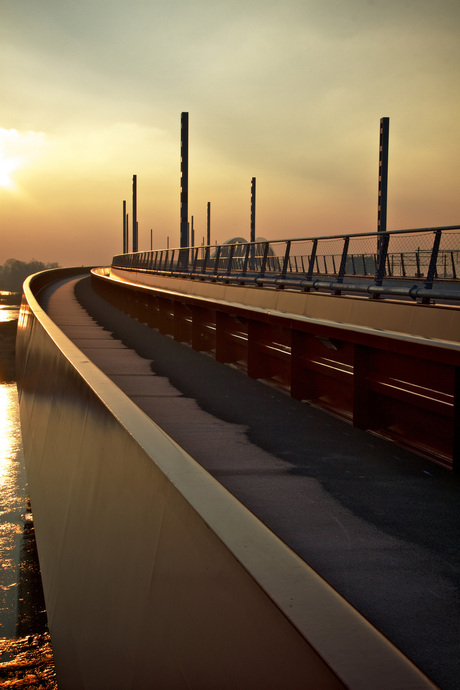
[281,241,291,278]
[374,232,389,287]
[213,245,222,276]
[337,237,350,284]
[259,242,270,277]
[424,230,442,290]
[421,230,441,303]
[202,246,210,274]
[242,243,251,277]
[451,252,457,279]
[226,243,236,276]
[192,247,199,273]
[306,240,318,281]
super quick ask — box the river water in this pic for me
[0,296,58,687]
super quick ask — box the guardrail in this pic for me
[112,225,460,302]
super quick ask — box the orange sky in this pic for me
[1,0,459,267]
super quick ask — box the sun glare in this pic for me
[0,154,20,189]
[0,128,46,191]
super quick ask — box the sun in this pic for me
[0,128,24,190]
[0,128,46,192]
[0,153,20,189]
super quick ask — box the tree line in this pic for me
[0,258,60,292]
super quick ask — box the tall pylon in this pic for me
[180,112,189,248]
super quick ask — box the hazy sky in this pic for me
[1,0,459,267]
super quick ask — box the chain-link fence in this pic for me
[112,226,460,301]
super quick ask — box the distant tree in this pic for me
[0,258,59,292]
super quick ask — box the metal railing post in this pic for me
[337,237,350,283]
[400,253,405,277]
[451,252,457,279]
[213,246,221,276]
[202,246,210,274]
[375,233,389,286]
[281,241,291,278]
[415,248,421,278]
[423,230,442,296]
[192,248,199,273]
[242,243,251,277]
[350,255,355,275]
[226,244,236,276]
[259,242,269,277]
[306,240,318,280]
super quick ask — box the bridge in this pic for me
[16,227,460,689]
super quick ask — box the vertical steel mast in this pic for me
[122,200,127,253]
[250,177,256,243]
[377,117,389,235]
[180,112,189,248]
[132,174,138,253]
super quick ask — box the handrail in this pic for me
[112,225,460,302]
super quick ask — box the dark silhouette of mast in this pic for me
[132,174,138,252]
[180,113,189,248]
[250,177,256,243]
[377,117,389,236]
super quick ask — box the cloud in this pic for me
[1,0,459,264]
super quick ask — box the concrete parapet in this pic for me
[106,267,460,345]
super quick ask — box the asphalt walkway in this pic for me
[40,273,460,689]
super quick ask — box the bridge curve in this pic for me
[98,262,460,471]
[16,267,459,688]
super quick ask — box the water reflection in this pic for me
[0,383,57,686]
[0,383,27,637]
[0,292,20,324]
[0,308,18,323]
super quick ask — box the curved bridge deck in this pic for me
[35,271,459,689]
